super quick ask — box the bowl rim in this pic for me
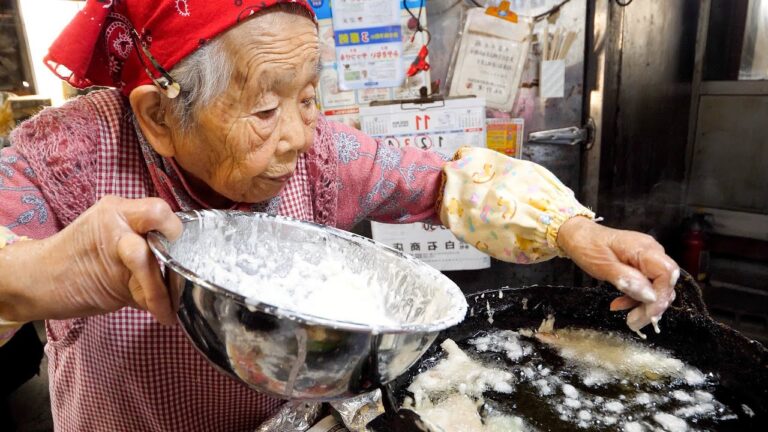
[147,210,468,334]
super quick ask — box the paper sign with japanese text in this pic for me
[331,0,404,90]
[448,8,532,111]
[314,0,430,128]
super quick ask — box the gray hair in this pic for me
[163,39,232,131]
[161,2,316,131]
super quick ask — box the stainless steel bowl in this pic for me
[147,210,467,401]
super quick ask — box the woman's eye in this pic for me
[302,96,317,108]
[255,107,278,120]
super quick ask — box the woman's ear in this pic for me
[129,85,175,158]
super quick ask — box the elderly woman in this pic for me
[0,1,678,430]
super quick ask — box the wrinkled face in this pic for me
[172,10,320,204]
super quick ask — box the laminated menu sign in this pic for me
[359,97,491,271]
[331,0,404,90]
[448,7,532,111]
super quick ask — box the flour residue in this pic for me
[208,255,398,326]
[167,211,467,329]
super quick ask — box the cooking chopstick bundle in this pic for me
[543,28,576,61]
[540,26,574,98]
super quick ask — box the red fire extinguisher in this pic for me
[681,214,712,282]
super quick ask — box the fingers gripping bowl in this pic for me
[147,210,467,400]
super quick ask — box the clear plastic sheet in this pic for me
[445,7,532,111]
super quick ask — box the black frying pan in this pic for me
[387,271,768,431]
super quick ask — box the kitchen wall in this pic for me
[18,0,83,106]
[587,0,768,342]
[587,0,701,249]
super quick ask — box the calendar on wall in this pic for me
[359,97,491,271]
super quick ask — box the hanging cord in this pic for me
[403,0,431,45]
[403,0,432,90]
[533,0,575,22]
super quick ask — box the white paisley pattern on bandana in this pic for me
[175,0,190,17]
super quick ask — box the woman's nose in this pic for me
[275,105,306,155]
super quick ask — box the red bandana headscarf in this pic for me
[45,0,315,96]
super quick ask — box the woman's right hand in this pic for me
[1,196,183,325]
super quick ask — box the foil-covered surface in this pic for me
[254,401,323,432]
[331,390,385,432]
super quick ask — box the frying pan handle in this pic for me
[671,269,710,317]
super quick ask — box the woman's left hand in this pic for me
[556,217,680,335]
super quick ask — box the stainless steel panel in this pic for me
[689,207,768,241]
[582,0,612,211]
[700,80,768,95]
[427,0,587,186]
[686,0,711,200]
[688,95,768,214]
[597,0,700,239]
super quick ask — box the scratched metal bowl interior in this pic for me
[147,210,467,400]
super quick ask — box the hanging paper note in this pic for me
[448,7,532,111]
[540,60,565,98]
[332,0,405,91]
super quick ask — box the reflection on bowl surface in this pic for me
[148,210,467,400]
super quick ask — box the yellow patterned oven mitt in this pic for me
[438,147,595,264]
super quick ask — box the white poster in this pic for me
[360,97,491,271]
[331,0,405,90]
[312,0,430,127]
